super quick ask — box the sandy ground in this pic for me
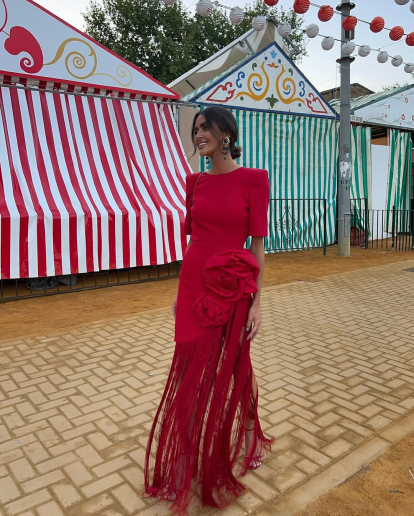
[1,245,413,343]
[2,245,414,516]
[294,433,414,516]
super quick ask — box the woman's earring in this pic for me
[205,156,210,168]
[222,137,230,160]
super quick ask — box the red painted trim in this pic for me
[9,0,180,99]
[0,69,178,99]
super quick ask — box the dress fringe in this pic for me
[144,297,273,515]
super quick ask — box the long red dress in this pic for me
[144,167,273,514]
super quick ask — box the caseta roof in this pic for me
[184,41,338,119]
[0,0,178,98]
[329,84,414,130]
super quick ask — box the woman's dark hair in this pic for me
[191,106,242,159]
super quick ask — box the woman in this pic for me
[144,106,273,514]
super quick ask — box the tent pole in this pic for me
[336,0,355,257]
[0,81,198,108]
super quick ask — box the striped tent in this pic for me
[385,129,412,231]
[0,88,190,280]
[0,0,191,280]
[200,111,339,250]
[189,41,339,251]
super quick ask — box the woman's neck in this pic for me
[208,156,239,175]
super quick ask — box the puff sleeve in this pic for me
[248,170,270,237]
[184,173,200,235]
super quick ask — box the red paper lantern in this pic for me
[342,16,357,31]
[293,0,310,14]
[370,16,385,33]
[318,5,334,22]
[264,0,279,5]
[406,32,414,46]
[389,26,404,41]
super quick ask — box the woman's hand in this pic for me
[246,302,261,340]
[172,296,177,319]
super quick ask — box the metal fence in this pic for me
[351,200,414,251]
[266,198,328,254]
[0,263,180,303]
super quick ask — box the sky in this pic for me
[34,0,414,93]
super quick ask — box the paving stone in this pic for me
[0,475,21,504]
[0,260,414,516]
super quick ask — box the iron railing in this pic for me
[351,200,414,251]
[265,198,328,254]
[0,263,180,303]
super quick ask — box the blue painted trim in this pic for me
[194,101,339,120]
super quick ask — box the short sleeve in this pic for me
[248,170,270,237]
[183,173,200,235]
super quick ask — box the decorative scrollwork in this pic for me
[44,38,98,80]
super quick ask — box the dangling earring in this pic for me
[222,137,230,160]
[205,156,210,168]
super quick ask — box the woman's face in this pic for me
[193,114,222,158]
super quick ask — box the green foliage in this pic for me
[83,0,307,85]
[381,80,412,92]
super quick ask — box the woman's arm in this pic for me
[246,236,265,340]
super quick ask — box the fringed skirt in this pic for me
[144,293,273,515]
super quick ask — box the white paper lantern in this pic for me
[229,7,244,25]
[394,0,409,5]
[305,24,319,38]
[196,0,213,17]
[321,36,335,51]
[342,41,355,56]
[377,51,388,63]
[252,16,267,32]
[392,55,403,67]
[411,0,414,12]
[358,45,371,57]
[277,22,292,38]
[404,62,414,73]
[162,0,177,5]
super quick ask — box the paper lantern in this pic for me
[277,22,292,38]
[342,41,355,55]
[342,16,357,31]
[318,5,334,22]
[321,36,335,50]
[411,1,414,13]
[358,45,371,57]
[229,7,244,25]
[305,24,319,38]
[293,0,310,14]
[404,62,414,73]
[377,51,388,63]
[162,0,177,5]
[390,26,404,41]
[406,32,414,45]
[370,16,384,33]
[196,0,213,17]
[264,0,279,5]
[392,55,403,67]
[252,16,267,32]
[394,0,409,4]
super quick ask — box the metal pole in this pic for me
[336,1,355,257]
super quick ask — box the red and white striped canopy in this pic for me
[0,87,191,280]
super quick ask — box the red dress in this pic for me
[144,167,273,514]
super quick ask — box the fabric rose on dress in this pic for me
[193,293,233,328]
[202,250,260,301]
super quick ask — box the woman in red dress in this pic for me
[144,106,273,514]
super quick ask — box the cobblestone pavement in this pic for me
[1,260,414,516]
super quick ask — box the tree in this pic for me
[83,0,307,85]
